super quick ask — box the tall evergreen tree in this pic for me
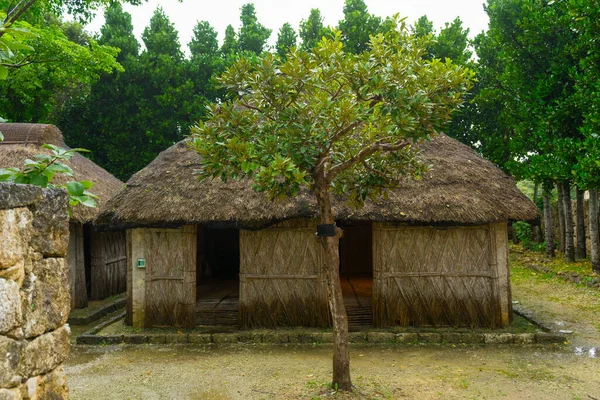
[237,3,271,55]
[221,24,238,55]
[275,22,297,59]
[299,8,329,51]
[337,0,382,53]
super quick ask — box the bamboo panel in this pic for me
[90,231,127,300]
[144,226,197,328]
[68,223,87,309]
[239,219,329,328]
[373,224,502,328]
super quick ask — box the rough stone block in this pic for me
[0,387,23,400]
[122,335,148,344]
[484,333,514,344]
[461,333,485,344]
[100,335,123,345]
[395,333,418,343]
[188,334,211,344]
[535,332,565,343]
[24,366,69,400]
[236,331,261,343]
[514,333,535,344]
[0,183,43,210]
[29,190,69,258]
[147,335,166,344]
[320,332,334,343]
[211,333,237,344]
[442,332,464,344]
[349,332,367,343]
[19,326,70,378]
[288,332,314,344]
[165,334,188,344]
[418,333,442,343]
[0,279,22,334]
[21,258,70,338]
[0,336,23,388]
[262,332,289,344]
[0,264,25,287]
[367,332,395,343]
[0,208,32,269]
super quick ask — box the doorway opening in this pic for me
[339,221,373,329]
[196,225,240,326]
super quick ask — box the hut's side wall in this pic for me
[373,223,505,328]
[130,226,197,328]
[67,222,87,309]
[239,219,329,328]
[492,222,512,324]
[90,230,127,300]
[126,230,133,325]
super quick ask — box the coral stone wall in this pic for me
[0,183,71,400]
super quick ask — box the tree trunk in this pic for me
[533,183,541,243]
[543,191,555,258]
[557,182,566,253]
[575,187,587,260]
[314,179,352,392]
[561,181,575,262]
[590,189,600,272]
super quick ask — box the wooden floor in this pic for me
[196,279,239,326]
[341,276,373,328]
[195,277,373,327]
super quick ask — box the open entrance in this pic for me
[196,225,240,326]
[339,221,373,328]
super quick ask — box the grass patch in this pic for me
[510,245,599,281]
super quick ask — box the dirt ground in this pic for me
[65,249,600,400]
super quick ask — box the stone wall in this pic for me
[0,183,71,400]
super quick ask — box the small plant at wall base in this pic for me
[190,19,472,391]
[0,143,98,211]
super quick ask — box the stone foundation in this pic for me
[0,183,70,399]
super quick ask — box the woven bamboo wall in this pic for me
[373,223,503,328]
[138,226,197,328]
[67,223,87,309]
[239,219,329,328]
[90,231,127,300]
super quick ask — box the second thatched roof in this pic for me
[95,133,538,230]
[0,123,123,224]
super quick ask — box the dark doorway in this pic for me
[196,226,240,326]
[339,221,373,329]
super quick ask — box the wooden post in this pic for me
[131,229,146,328]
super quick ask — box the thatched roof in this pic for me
[95,133,538,230]
[0,123,123,224]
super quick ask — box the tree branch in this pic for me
[327,139,410,181]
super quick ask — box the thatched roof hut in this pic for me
[96,133,538,230]
[0,123,127,309]
[98,133,538,331]
[0,123,122,223]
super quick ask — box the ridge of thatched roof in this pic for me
[0,123,123,224]
[95,133,539,230]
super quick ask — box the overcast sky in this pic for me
[85,0,490,50]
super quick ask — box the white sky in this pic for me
[85,0,489,50]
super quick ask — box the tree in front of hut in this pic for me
[0,143,98,211]
[190,18,472,391]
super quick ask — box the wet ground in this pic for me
[65,343,598,399]
[65,250,600,399]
